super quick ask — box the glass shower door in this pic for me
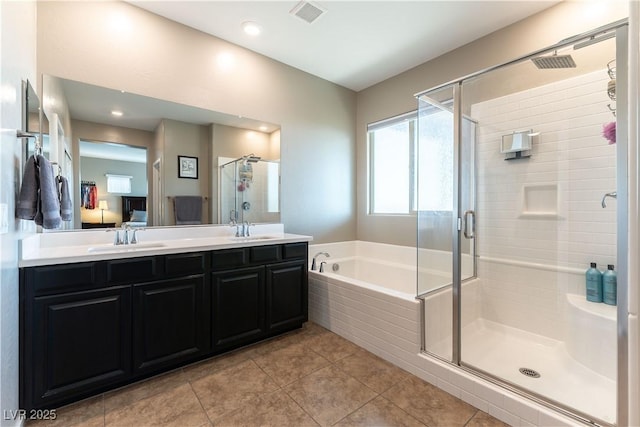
[458,31,622,425]
[417,85,477,361]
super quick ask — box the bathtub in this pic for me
[308,240,601,427]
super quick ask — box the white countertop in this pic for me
[19,224,312,267]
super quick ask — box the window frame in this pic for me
[367,111,418,216]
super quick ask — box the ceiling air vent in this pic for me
[290,1,326,24]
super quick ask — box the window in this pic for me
[106,174,132,194]
[368,109,453,215]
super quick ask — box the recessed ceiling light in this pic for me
[259,126,268,132]
[111,110,123,117]
[242,21,262,36]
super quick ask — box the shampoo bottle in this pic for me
[603,264,617,305]
[586,262,603,303]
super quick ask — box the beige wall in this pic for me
[356,1,628,246]
[37,1,356,243]
[159,119,211,225]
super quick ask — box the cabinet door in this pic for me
[30,286,131,408]
[266,260,308,334]
[133,275,209,374]
[211,266,265,351]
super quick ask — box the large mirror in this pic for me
[41,75,281,230]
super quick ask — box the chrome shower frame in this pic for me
[415,19,630,427]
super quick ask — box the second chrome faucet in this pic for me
[311,251,330,271]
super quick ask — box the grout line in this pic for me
[188,380,215,426]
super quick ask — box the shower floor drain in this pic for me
[519,367,541,378]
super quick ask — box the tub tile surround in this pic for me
[308,241,599,426]
[25,323,507,427]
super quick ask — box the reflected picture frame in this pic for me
[178,155,198,179]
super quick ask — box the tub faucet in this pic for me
[311,252,330,270]
[601,191,617,208]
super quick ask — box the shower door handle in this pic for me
[463,210,475,239]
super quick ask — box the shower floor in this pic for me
[460,319,616,425]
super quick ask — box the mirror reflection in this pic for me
[41,75,281,229]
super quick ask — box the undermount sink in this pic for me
[87,242,167,253]
[227,235,280,242]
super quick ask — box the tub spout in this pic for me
[319,261,327,273]
[601,191,617,208]
[311,251,330,270]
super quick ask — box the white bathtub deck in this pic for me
[460,319,615,425]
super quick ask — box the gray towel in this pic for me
[17,156,38,219]
[34,155,61,229]
[174,196,203,225]
[57,176,72,221]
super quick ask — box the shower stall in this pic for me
[219,154,280,224]
[416,20,628,426]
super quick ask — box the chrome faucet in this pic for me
[121,224,132,245]
[108,228,123,245]
[602,191,617,208]
[230,220,252,237]
[230,220,241,237]
[130,228,145,244]
[242,221,252,237]
[319,261,327,273]
[311,252,330,270]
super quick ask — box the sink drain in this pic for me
[519,367,541,378]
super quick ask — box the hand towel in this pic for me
[57,176,73,221]
[35,155,62,229]
[174,196,203,225]
[17,155,38,220]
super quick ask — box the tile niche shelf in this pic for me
[519,184,561,219]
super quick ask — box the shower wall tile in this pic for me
[470,69,617,339]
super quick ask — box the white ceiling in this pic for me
[129,0,560,91]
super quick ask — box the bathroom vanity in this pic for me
[18,225,310,411]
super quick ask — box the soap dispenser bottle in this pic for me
[603,264,617,305]
[586,262,603,303]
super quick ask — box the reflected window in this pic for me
[106,174,132,194]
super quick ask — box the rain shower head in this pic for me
[531,51,576,69]
[243,154,261,163]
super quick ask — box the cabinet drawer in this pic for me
[282,243,307,260]
[165,252,207,276]
[211,248,248,271]
[250,245,281,263]
[26,263,100,296]
[107,257,157,284]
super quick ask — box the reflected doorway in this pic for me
[79,140,148,228]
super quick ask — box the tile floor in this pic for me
[28,322,510,427]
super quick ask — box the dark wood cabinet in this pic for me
[133,275,209,374]
[20,242,307,411]
[82,222,116,229]
[29,286,131,409]
[212,267,266,351]
[266,260,308,334]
